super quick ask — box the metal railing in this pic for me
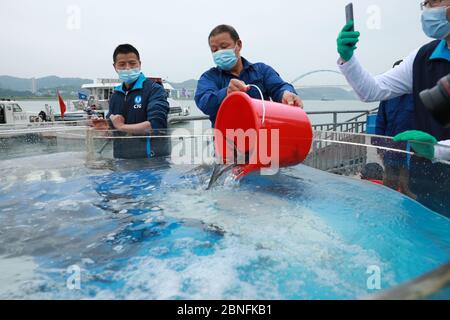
[309,107,378,133]
[305,131,368,176]
[169,108,379,134]
[169,115,210,125]
[304,108,379,175]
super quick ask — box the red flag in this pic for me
[57,90,66,119]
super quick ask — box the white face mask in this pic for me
[421,6,450,39]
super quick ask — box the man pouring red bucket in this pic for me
[194,24,313,178]
[214,91,313,178]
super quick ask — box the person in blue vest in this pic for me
[91,44,170,159]
[374,60,416,198]
[336,1,450,216]
[375,61,416,139]
[195,24,303,127]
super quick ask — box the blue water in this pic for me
[0,152,449,299]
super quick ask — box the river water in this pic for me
[17,99,378,126]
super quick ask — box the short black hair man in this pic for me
[195,25,303,127]
[91,44,170,159]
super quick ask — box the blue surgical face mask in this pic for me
[117,68,141,84]
[421,6,450,39]
[212,47,238,71]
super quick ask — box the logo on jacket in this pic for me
[134,95,143,109]
[135,96,142,104]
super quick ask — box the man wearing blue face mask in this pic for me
[336,1,450,216]
[195,25,303,127]
[91,44,170,159]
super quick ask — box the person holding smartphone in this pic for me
[336,1,450,216]
[337,1,450,141]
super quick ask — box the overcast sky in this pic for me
[0,0,430,84]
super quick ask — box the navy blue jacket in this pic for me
[375,94,415,137]
[374,94,415,168]
[412,40,450,140]
[108,73,169,130]
[195,57,296,126]
[107,73,170,159]
[409,40,450,217]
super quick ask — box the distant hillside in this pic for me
[35,76,93,89]
[169,79,357,100]
[0,75,93,92]
[0,88,34,98]
[0,75,358,101]
[168,79,198,91]
[168,79,358,101]
[296,86,358,101]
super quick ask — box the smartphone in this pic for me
[345,3,355,31]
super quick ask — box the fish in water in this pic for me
[206,163,238,190]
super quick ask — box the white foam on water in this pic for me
[0,152,110,189]
[97,237,264,300]
[48,170,66,183]
[121,183,397,299]
[113,245,124,253]
[0,152,86,171]
[56,199,91,212]
[0,155,446,299]
[0,256,39,299]
[0,175,18,192]
[33,202,47,209]
[24,170,45,183]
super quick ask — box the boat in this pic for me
[65,78,190,121]
[0,99,48,142]
[0,99,39,126]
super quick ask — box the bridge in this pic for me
[291,69,349,88]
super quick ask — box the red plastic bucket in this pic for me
[214,92,313,177]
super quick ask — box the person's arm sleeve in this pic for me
[194,72,228,119]
[435,140,450,161]
[107,94,126,118]
[375,102,387,136]
[262,64,297,102]
[147,83,170,130]
[106,96,118,128]
[338,49,418,102]
[106,96,115,119]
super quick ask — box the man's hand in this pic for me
[89,117,109,131]
[337,20,360,63]
[282,91,303,108]
[110,114,126,130]
[227,79,250,95]
[393,130,437,160]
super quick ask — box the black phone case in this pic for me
[346,3,354,31]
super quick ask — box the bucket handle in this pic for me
[248,84,266,126]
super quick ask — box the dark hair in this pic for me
[393,60,403,68]
[361,163,384,181]
[208,25,240,43]
[113,44,140,63]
